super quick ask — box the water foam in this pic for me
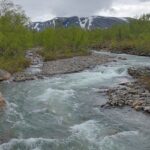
[0,138,56,150]
[99,130,139,149]
[37,88,75,102]
[64,65,128,89]
[70,120,101,143]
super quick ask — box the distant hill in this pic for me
[29,16,130,31]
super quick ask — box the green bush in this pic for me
[35,28,90,61]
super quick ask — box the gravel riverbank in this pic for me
[102,67,150,114]
[42,53,113,76]
[12,52,114,82]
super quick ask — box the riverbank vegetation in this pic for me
[0,0,32,73]
[0,0,150,73]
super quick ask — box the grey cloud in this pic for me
[12,0,113,20]
[11,0,150,21]
[50,0,113,16]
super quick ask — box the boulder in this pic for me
[118,57,127,60]
[134,106,143,111]
[132,100,143,108]
[13,73,36,82]
[0,92,6,108]
[0,69,11,81]
[128,67,150,78]
[144,106,150,113]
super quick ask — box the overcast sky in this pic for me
[12,0,150,21]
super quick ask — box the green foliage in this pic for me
[0,0,33,72]
[35,28,90,61]
[0,0,150,74]
[0,55,30,73]
[88,18,150,55]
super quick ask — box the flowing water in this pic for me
[0,52,150,150]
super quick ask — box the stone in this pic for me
[128,67,150,78]
[0,69,11,81]
[134,106,143,111]
[128,89,137,94]
[98,89,109,93]
[132,100,144,108]
[13,73,36,82]
[0,92,6,108]
[118,57,127,60]
[126,100,133,106]
[101,103,111,109]
[144,106,150,113]
[105,77,150,115]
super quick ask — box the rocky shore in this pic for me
[12,52,113,82]
[42,53,113,76]
[103,67,150,114]
[0,69,11,81]
[99,48,150,57]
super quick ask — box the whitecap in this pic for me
[36,88,75,102]
[70,120,101,143]
[0,138,56,150]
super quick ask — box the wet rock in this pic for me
[0,92,6,108]
[126,100,133,106]
[13,73,36,82]
[103,81,150,114]
[97,88,109,93]
[0,69,11,81]
[132,100,144,108]
[101,103,111,109]
[118,57,127,60]
[128,89,137,94]
[128,67,150,78]
[134,106,143,111]
[144,106,150,113]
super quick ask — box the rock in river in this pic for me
[105,82,150,114]
[0,69,11,81]
[0,92,6,108]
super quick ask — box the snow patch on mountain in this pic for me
[120,17,129,22]
[29,16,130,31]
[88,16,95,29]
[79,17,88,28]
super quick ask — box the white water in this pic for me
[0,52,150,150]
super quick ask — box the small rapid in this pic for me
[0,52,150,150]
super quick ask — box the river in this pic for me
[0,52,150,150]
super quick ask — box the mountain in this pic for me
[29,16,129,31]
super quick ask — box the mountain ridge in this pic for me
[29,16,130,31]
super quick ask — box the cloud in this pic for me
[50,0,113,16]
[12,0,113,21]
[98,0,150,17]
[11,0,150,21]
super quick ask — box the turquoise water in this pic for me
[0,52,150,150]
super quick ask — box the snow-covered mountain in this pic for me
[29,16,129,31]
